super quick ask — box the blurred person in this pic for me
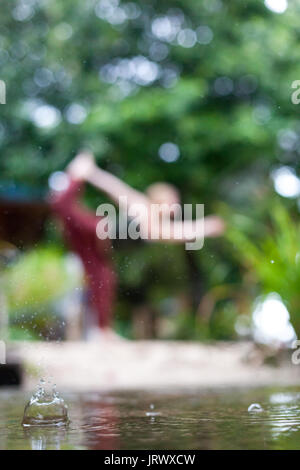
[68,152,225,338]
[51,152,224,341]
[70,153,225,243]
[49,154,118,342]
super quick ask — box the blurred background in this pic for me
[0,0,300,348]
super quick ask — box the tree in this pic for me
[1,0,300,338]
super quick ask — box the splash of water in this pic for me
[145,403,161,417]
[248,403,263,413]
[22,379,69,427]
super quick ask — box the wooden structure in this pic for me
[0,183,49,386]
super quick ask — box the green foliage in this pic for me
[3,246,80,315]
[2,0,300,197]
[9,325,40,341]
[2,245,82,339]
[226,201,300,336]
[2,1,300,339]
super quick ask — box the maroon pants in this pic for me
[50,179,116,329]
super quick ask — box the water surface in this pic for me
[1,387,300,450]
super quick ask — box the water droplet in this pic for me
[22,385,69,427]
[146,404,161,417]
[248,403,263,413]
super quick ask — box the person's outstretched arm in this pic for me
[138,214,225,244]
[68,151,150,209]
[69,151,225,242]
[88,166,150,209]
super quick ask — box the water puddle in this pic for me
[0,387,300,449]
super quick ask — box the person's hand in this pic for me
[67,151,95,181]
[204,215,226,238]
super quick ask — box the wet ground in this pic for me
[1,386,300,450]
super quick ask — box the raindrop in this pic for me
[146,404,161,417]
[248,403,263,413]
[22,383,69,427]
